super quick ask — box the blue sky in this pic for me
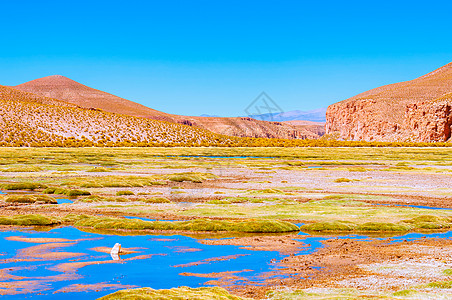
[1,0,452,116]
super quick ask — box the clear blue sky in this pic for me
[1,0,451,117]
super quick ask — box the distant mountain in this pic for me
[199,114,220,117]
[247,108,327,122]
[14,76,324,140]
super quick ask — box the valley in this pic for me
[1,147,452,299]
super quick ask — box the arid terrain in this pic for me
[13,75,324,140]
[1,147,452,299]
[326,62,452,142]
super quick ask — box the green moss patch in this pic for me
[1,194,57,204]
[44,187,91,197]
[2,166,43,172]
[300,215,452,232]
[99,286,243,300]
[207,199,231,204]
[86,167,111,172]
[248,188,286,194]
[116,190,135,196]
[402,215,452,229]
[142,197,171,204]
[0,214,59,226]
[426,280,452,288]
[61,176,165,188]
[66,215,299,233]
[166,172,217,183]
[356,222,410,232]
[334,178,352,183]
[1,182,48,190]
[300,221,356,232]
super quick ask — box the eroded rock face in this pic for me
[405,101,452,142]
[326,62,452,142]
[326,99,452,142]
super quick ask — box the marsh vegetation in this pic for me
[1,147,452,299]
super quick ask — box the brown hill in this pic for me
[283,121,325,137]
[326,62,452,142]
[15,75,175,122]
[0,84,239,146]
[14,76,322,140]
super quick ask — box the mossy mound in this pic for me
[402,215,452,229]
[2,166,43,172]
[62,176,166,188]
[207,199,232,204]
[99,286,243,300]
[77,195,107,203]
[300,221,356,232]
[0,182,48,190]
[426,280,452,289]
[300,215,452,232]
[2,194,57,204]
[142,197,171,204]
[249,188,285,194]
[166,172,217,183]
[77,195,130,203]
[44,187,91,197]
[0,214,59,226]
[116,190,134,196]
[66,215,299,233]
[86,167,110,172]
[356,222,410,232]
[300,220,410,232]
[334,178,352,183]
[77,195,170,203]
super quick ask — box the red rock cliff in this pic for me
[326,62,452,142]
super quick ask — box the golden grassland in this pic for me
[98,287,245,300]
[1,147,452,166]
[0,147,452,233]
[1,146,452,299]
[1,83,452,147]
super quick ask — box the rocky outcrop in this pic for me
[405,98,452,142]
[326,62,452,142]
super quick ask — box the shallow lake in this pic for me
[0,227,288,299]
[1,226,451,299]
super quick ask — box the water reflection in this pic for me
[0,226,451,299]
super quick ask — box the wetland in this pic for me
[1,147,452,299]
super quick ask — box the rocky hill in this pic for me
[326,62,452,142]
[283,120,325,137]
[0,85,238,146]
[15,76,322,140]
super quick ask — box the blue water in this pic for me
[123,216,175,222]
[375,203,452,210]
[0,227,286,299]
[386,231,452,243]
[56,198,73,204]
[1,226,451,299]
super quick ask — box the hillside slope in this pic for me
[15,75,175,122]
[283,120,325,136]
[0,85,238,146]
[15,76,322,139]
[326,62,452,142]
